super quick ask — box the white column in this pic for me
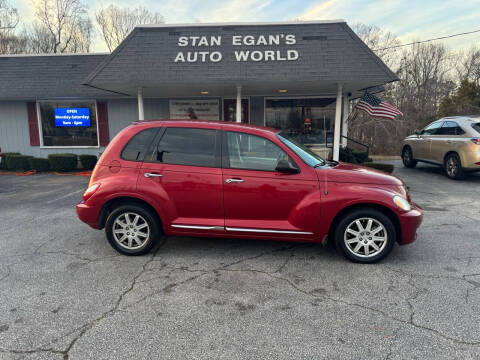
[333,84,343,161]
[236,85,242,123]
[341,93,349,148]
[137,87,145,121]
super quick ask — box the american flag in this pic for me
[356,92,403,120]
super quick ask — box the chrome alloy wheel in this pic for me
[344,217,387,258]
[112,212,150,250]
[446,156,459,177]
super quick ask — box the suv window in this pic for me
[437,121,465,136]
[421,122,443,135]
[225,131,297,172]
[121,128,159,162]
[472,123,480,134]
[155,127,217,167]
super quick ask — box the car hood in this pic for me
[317,162,403,186]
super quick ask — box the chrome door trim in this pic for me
[171,224,225,231]
[225,227,313,235]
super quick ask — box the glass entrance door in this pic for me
[223,99,249,123]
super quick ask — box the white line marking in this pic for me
[46,189,84,204]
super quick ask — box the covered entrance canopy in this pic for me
[83,20,398,160]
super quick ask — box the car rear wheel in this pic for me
[402,146,417,168]
[444,153,465,180]
[105,204,161,255]
[335,208,396,263]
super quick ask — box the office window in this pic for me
[39,101,98,147]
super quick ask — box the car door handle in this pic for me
[225,178,244,183]
[144,172,163,178]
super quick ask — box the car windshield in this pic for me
[277,132,325,167]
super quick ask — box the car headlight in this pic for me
[393,195,411,211]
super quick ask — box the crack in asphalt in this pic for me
[384,326,400,360]
[207,267,480,346]
[1,242,479,358]
[118,244,301,312]
[0,243,162,359]
[384,266,480,305]
[95,245,480,348]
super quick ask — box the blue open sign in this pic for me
[55,108,90,127]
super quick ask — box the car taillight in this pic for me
[471,138,480,145]
[82,183,100,201]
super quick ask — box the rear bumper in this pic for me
[76,201,101,229]
[398,203,423,245]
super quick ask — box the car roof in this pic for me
[441,116,480,123]
[131,119,280,136]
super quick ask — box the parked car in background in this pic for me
[401,116,480,179]
[77,120,422,263]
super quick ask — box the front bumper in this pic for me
[76,201,101,229]
[398,202,423,245]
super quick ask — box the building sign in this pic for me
[54,108,90,127]
[174,34,299,63]
[169,100,219,120]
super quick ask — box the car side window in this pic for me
[473,123,480,134]
[121,128,159,162]
[225,131,297,172]
[154,127,217,167]
[439,121,465,136]
[421,122,443,135]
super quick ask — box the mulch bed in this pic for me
[0,170,92,177]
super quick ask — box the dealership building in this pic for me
[0,20,397,160]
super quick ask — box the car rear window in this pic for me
[121,128,159,162]
[473,123,480,134]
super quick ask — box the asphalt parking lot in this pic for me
[0,160,479,359]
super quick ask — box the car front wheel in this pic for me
[105,204,161,255]
[335,208,396,263]
[444,153,465,180]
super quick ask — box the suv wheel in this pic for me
[105,204,161,255]
[335,208,396,263]
[402,146,417,168]
[444,153,465,180]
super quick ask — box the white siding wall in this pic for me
[107,99,170,139]
[0,97,263,157]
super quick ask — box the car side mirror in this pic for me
[414,129,421,136]
[275,160,299,174]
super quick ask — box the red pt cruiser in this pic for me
[77,120,422,263]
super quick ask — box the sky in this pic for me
[14,0,480,53]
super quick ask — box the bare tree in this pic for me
[96,4,164,52]
[0,0,18,30]
[0,0,28,54]
[352,23,401,68]
[454,46,480,85]
[28,0,92,53]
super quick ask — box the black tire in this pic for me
[335,208,396,263]
[402,146,417,168]
[105,204,162,255]
[444,153,465,180]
